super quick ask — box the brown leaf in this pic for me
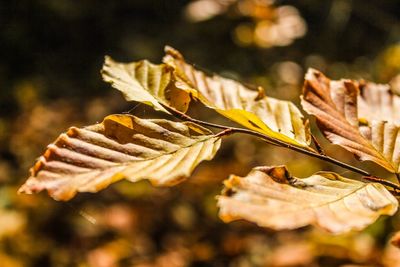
[358,81,400,125]
[218,166,398,233]
[101,57,191,114]
[301,69,400,173]
[19,115,221,201]
[163,46,312,148]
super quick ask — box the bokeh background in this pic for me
[1,0,400,266]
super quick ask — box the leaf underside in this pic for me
[301,69,400,173]
[358,82,400,125]
[163,46,312,148]
[19,115,221,201]
[218,166,398,234]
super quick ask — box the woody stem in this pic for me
[163,105,372,177]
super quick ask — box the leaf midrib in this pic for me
[233,179,385,216]
[74,134,219,173]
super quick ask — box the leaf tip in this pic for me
[102,55,115,68]
[305,68,322,78]
[254,165,291,184]
[18,177,44,196]
[254,86,266,101]
[164,45,184,60]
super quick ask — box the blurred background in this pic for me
[1,0,400,266]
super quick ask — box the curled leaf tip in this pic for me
[164,45,184,60]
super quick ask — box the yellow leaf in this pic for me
[101,56,191,114]
[218,165,398,233]
[19,115,221,201]
[163,46,312,148]
[301,69,400,173]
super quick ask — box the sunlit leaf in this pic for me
[163,46,312,148]
[19,115,221,201]
[301,69,400,173]
[358,81,400,125]
[101,56,191,114]
[218,165,398,233]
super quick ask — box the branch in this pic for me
[387,189,400,197]
[363,176,400,191]
[164,105,281,147]
[162,104,372,177]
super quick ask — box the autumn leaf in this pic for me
[358,81,400,125]
[301,69,400,173]
[218,165,398,233]
[19,115,221,201]
[101,57,192,114]
[163,46,312,148]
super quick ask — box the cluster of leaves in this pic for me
[20,47,400,246]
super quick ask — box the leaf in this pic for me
[101,56,192,114]
[301,69,400,173]
[358,81,400,125]
[19,115,221,201]
[163,46,312,148]
[218,166,398,233]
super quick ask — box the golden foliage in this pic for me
[164,46,312,148]
[19,115,221,200]
[302,69,400,173]
[102,57,191,114]
[218,165,398,233]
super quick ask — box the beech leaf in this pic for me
[218,166,398,233]
[19,115,221,201]
[163,46,312,148]
[358,82,400,125]
[301,69,400,173]
[101,56,191,114]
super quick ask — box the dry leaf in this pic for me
[301,69,400,173]
[102,57,191,114]
[358,81,400,125]
[19,115,221,200]
[163,46,312,148]
[218,165,398,233]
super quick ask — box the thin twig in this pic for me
[162,104,372,177]
[387,189,400,197]
[165,105,281,147]
[214,128,235,138]
[363,176,400,190]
